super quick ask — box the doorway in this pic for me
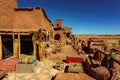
[20,35,33,55]
[2,35,13,59]
[54,34,61,41]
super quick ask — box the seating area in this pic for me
[16,56,37,73]
[0,56,36,73]
[84,57,117,80]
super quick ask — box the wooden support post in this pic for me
[13,39,19,58]
[13,34,19,58]
[38,42,43,61]
[12,33,15,57]
[32,36,36,57]
[0,35,2,60]
[38,42,41,61]
[18,34,20,58]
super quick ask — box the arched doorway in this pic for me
[54,34,61,41]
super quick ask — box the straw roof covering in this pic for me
[0,0,54,32]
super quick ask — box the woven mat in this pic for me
[0,58,18,71]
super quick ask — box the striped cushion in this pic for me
[18,56,36,64]
[29,56,36,64]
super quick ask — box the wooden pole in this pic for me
[32,35,36,57]
[0,35,2,60]
[13,39,19,58]
[13,34,19,58]
[38,42,43,61]
[12,33,15,57]
[18,34,21,58]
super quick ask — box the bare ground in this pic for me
[47,45,78,63]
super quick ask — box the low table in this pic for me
[16,61,36,73]
[66,55,88,63]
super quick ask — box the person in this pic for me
[101,49,117,68]
[93,50,101,61]
[78,40,81,48]
[78,47,82,55]
[108,50,117,68]
[77,40,84,55]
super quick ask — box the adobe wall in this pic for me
[0,0,54,33]
[54,30,67,44]
[0,0,17,29]
[55,20,62,28]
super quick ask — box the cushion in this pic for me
[18,56,36,64]
[92,66,110,80]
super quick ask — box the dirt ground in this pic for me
[47,44,97,80]
[47,45,78,63]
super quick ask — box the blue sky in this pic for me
[17,0,120,34]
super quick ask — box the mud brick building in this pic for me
[54,19,72,44]
[0,0,72,60]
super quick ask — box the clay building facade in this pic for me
[0,0,53,60]
[0,0,72,60]
[54,19,72,44]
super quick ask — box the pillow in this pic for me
[18,56,36,64]
[92,66,110,80]
[29,56,36,64]
[22,56,31,64]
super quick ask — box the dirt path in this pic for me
[47,45,78,62]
